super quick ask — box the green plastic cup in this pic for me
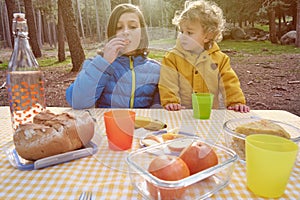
[246,134,298,198]
[192,93,214,119]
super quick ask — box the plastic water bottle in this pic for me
[6,13,46,130]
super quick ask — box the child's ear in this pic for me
[204,32,215,43]
[204,38,210,43]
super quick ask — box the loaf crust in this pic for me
[13,110,95,161]
[235,119,290,138]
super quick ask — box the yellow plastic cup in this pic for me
[246,134,298,198]
[192,93,214,119]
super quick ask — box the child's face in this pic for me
[179,21,209,53]
[116,12,141,54]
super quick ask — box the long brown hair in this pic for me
[107,4,149,56]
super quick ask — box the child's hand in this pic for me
[227,104,250,113]
[103,38,128,63]
[164,103,185,111]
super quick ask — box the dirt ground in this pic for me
[229,52,300,117]
[0,47,299,117]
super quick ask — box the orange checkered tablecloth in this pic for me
[0,107,299,199]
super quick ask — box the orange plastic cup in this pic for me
[104,110,135,151]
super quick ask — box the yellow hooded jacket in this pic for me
[159,40,246,109]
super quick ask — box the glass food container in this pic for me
[126,137,238,200]
[223,117,300,162]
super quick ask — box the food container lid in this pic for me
[6,141,98,170]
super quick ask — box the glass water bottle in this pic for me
[7,13,46,130]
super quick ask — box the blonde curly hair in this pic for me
[173,0,226,43]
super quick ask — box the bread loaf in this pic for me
[13,110,95,161]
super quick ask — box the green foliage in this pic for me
[215,0,262,24]
[141,0,186,27]
[219,40,300,55]
[148,50,166,62]
[0,57,71,71]
[0,62,8,70]
[37,57,71,68]
[148,39,300,60]
[148,39,175,62]
[2,39,299,71]
[254,24,269,32]
[150,38,175,46]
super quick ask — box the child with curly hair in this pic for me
[159,0,250,112]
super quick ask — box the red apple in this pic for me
[147,155,190,200]
[179,141,218,175]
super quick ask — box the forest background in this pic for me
[0,0,299,116]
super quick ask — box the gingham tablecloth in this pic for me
[0,107,299,199]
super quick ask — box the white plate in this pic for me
[139,130,197,147]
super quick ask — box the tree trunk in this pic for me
[51,20,57,48]
[76,0,85,40]
[5,0,15,47]
[85,0,92,38]
[24,0,42,58]
[47,21,53,48]
[42,13,50,45]
[296,0,300,47]
[238,20,243,28]
[278,15,282,38]
[103,0,111,40]
[1,1,12,48]
[35,9,42,49]
[57,5,66,62]
[58,0,85,72]
[132,0,140,5]
[268,8,278,44]
[94,0,101,42]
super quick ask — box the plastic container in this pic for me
[6,141,98,170]
[223,117,300,162]
[246,134,298,198]
[126,137,238,200]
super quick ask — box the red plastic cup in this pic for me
[104,110,135,151]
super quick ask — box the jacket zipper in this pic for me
[129,56,136,108]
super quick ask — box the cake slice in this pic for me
[235,119,290,139]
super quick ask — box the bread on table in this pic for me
[232,119,291,160]
[13,110,95,161]
[235,119,290,138]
